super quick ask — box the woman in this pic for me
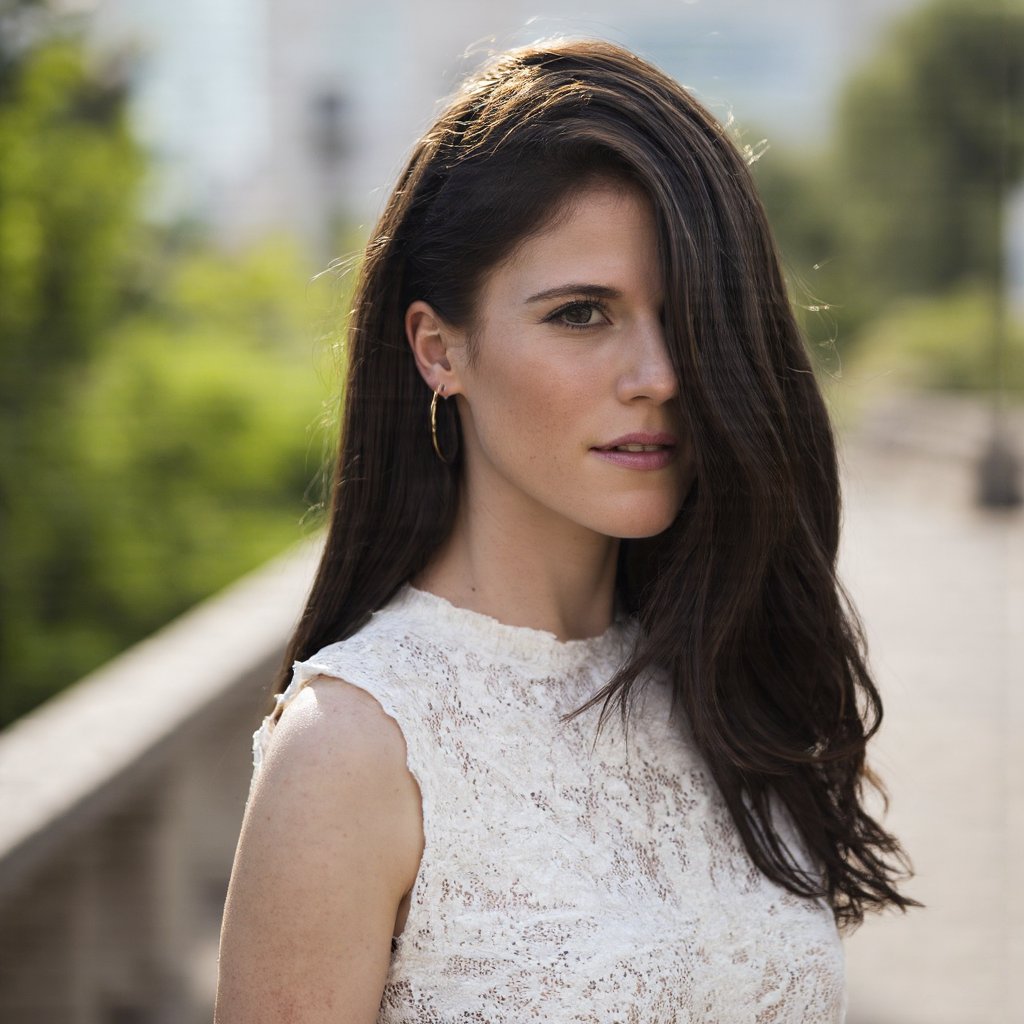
[215,38,919,1023]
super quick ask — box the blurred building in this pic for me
[61,0,922,261]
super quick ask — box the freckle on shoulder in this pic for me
[274,675,412,776]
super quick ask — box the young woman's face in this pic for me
[449,182,692,541]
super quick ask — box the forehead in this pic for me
[480,184,661,304]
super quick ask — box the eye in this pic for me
[544,299,611,331]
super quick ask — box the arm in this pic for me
[214,676,424,1024]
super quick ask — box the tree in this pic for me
[0,11,336,726]
[0,14,147,720]
[748,142,852,368]
[834,0,1024,309]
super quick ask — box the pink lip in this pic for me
[594,432,678,450]
[590,432,678,471]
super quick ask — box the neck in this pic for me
[412,482,620,642]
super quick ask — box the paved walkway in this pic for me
[835,394,1023,1024]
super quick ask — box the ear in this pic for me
[405,300,464,396]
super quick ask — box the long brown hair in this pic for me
[273,38,920,932]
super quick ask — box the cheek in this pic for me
[472,354,595,470]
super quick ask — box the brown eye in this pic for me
[563,302,596,325]
[545,300,610,330]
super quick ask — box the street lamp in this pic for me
[309,88,349,266]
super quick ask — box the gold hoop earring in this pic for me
[430,385,457,464]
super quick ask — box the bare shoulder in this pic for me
[215,674,423,1024]
[266,675,417,790]
[247,674,423,874]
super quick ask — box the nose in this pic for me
[615,314,679,405]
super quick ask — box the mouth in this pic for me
[601,443,671,453]
[590,433,678,471]
[592,432,678,453]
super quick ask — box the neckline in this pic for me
[384,582,635,672]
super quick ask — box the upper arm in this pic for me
[215,676,424,1024]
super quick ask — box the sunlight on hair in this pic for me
[742,138,770,165]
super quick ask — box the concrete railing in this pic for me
[0,538,322,1024]
[845,386,1024,464]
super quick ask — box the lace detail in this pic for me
[251,584,847,1022]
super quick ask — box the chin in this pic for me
[614,523,677,540]
[599,503,681,540]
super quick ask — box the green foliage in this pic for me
[2,232,337,726]
[74,241,329,632]
[0,22,340,727]
[834,0,1024,309]
[748,143,856,354]
[0,37,144,400]
[751,0,1024,382]
[0,29,146,723]
[843,284,1024,397]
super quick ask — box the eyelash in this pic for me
[543,299,611,331]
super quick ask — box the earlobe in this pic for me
[405,300,460,395]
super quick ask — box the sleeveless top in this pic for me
[250,584,847,1022]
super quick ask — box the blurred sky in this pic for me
[67,0,927,246]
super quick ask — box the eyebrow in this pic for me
[523,283,623,304]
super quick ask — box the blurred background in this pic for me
[0,0,1020,1020]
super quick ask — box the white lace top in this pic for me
[251,584,847,1022]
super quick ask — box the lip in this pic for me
[594,432,678,450]
[590,432,678,471]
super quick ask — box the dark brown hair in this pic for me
[272,38,920,932]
